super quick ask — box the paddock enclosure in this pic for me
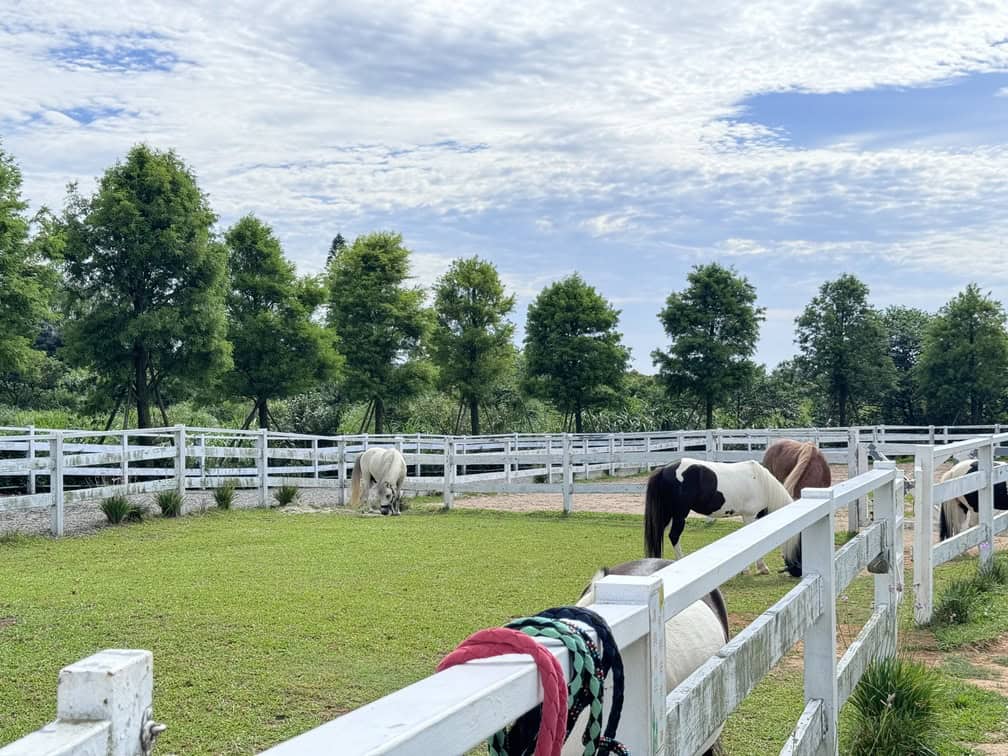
[2,424,1008,755]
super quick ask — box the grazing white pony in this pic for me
[350,447,407,515]
[568,558,729,756]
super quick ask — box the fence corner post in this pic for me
[594,574,666,755]
[800,487,838,755]
[58,649,156,756]
[257,428,268,507]
[913,451,935,625]
[50,430,64,537]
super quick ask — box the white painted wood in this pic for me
[779,699,825,756]
[27,425,36,495]
[0,456,49,474]
[933,470,986,503]
[50,432,64,537]
[0,720,111,755]
[914,453,935,623]
[874,462,904,618]
[198,434,207,489]
[667,576,820,756]
[837,607,896,708]
[978,440,995,567]
[562,433,573,513]
[337,438,347,506]
[855,441,869,528]
[63,479,176,505]
[175,426,186,498]
[833,521,884,593]
[257,429,268,507]
[800,488,838,756]
[443,438,455,509]
[0,491,55,512]
[933,523,989,566]
[995,511,1008,535]
[608,434,615,476]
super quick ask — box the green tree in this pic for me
[881,306,931,424]
[795,274,894,426]
[60,144,230,428]
[653,263,764,429]
[326,233,347,267]
[223,215,341,429]
[523,274,629,432]
[430,256,515,434]
[0,146,50,377]
[325,231,429,433]
[917,284,1008,424]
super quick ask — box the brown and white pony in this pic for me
[761,440,832,577]
[571,558,730,756]
[938,459,1008,541]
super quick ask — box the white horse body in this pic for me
[674,457,794,574]
[566,578,725,756]
[350,447,407,515]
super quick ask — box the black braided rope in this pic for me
[538,607,629,756]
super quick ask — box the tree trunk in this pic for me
[575,402,583,434]
[258,399,269,429]
[374,397,385,434]
[838,385,849,427]
[469,398,480,436]
[133,346,152,429]
[705,396,714,430]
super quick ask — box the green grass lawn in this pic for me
[1,507,1006,754]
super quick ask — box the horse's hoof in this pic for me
[757,566,770,576]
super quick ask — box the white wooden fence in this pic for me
[3,423,1001,537]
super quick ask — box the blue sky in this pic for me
[3,2,1008,372]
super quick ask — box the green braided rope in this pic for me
[485,616,605,756]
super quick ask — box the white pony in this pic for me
[938,459,1008,540]
[350,447,407,515]
[566,558,729,756]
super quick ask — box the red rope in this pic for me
[436,627,567,756]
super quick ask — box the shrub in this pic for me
[273,484,299,507]
[933,578,979,625]
[100,495,132,524]
[155,490,184,518]
[213,479,238,510]
[847,656,941,756]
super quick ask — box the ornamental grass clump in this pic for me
[847,656,941,756]
[273,484,299,507]
[933,577,980,626]
[213,479,238,510]
[155,490,184,518]
[100,495,131,524]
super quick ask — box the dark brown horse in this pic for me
[761,440,832,577]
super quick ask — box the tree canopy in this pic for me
[430,256,515,435]
[881,306,931,424]
[653,263,764,428]
[223,215,341,429]
[917,284,1008,424]
[325,231,430,433]
[523,274,629,432]
[60,144,230,428]
[0,145,50,377]
[795,274,895,426]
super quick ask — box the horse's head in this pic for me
[378,481,396,515]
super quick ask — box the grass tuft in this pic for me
[273,484,299,507]
[213,479,238,510]
[155,490,184,518]
[933,577,980,626]
[847,656,941,756]
[100,494,132,524]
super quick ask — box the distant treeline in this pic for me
[2,143,1007,434]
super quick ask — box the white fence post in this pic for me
[505,437,513,484]
[876,462,904,644]
[856,440,869,527]
[414,434,422,478]
[594,575,667,755]
[121,431,129,488]
[27,425,36,495]
[645,434,652,473]
[800,487,838,755]
[50,431,64,537]
[175,425,186,499]
[257,428,268,507]
[705,429,714,461]
[978,438,995,568]
[311,438,319,482]
[443,437,455,509]
[913,451,935,624]
[582,437,590,480]
[0,649,158,756]
[337,437,347,506]
[546,436,553,483]
[199,434,207,490]
[562,433,573,514]
[846,427,860,532]
[608,433,615,477]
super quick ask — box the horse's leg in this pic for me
[742,513,769,574]
[668,515,687,560]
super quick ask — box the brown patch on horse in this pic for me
[762,440,831,498]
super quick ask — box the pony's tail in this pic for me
[781,535,802,578]
[644,469,669,558]
[782,442,814,498]
[350,455,363,507]
[939,502,950,541]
